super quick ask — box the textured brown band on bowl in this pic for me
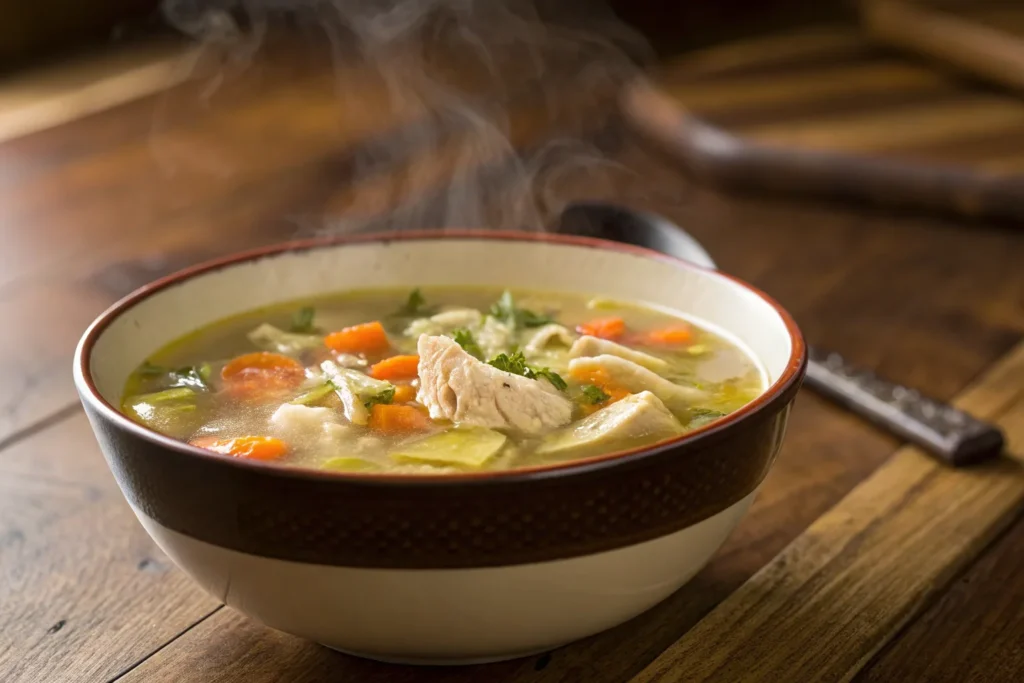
[86,386,797,569]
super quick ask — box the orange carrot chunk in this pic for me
[220,352,305,400]
[569,366,611,386]
[580,385,630,415]
[369,355,420,381]
[325,321,390,355]
[392,384,418,404]
[368,404,433,434]
[190,435,288,461]
[569,366,630,415]
[643,324,693,346]
[576,317,626,341]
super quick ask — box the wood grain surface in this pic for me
[0,413,218,683]
[1,23,1023,683]
[623,25,1024,222]
[863,0,1024,95]
[632,342,1024,683]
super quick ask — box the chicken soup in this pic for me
[121,287,764,473]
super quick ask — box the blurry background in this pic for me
[0,0,851,67]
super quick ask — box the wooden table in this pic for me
[1,27,1023,683]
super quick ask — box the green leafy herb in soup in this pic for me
[122,288,764,474]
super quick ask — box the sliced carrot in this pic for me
[579,385,630,416]
[324,321,390,355]
[392,384,418,404]
[190,435,288,461]
[369,355,420,381]
[368,404,433,434]
[220,352,304,400]
[569,366,612,386]
[576,317,626,341]
[569,366,630,415]
[642,324,693,346]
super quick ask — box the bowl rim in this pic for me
[74,229,807,487]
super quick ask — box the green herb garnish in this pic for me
[487,351,530,376]
[138,362,210,390]
[487,351,567,391]
[451,328,483,359]
[531,367,568,391]
[488,290,554,329]
[363,385,396,409]
[289,306,317,334]
[393,288,437,318]
[580,385,611,404]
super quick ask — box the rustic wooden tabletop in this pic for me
[1,24,1023,683]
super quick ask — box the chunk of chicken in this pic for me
[475,316,514,359]
[538,391,683,455]
[569,335,669,372]
[568,355,707,415]
[272,404,359,456]
[404,309,513,359]
[524,324,575,356]
[429,308,484,329]
[270,404,338,441]
[403,308,483,338]
[417,335,572,435]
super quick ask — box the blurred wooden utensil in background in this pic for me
[862,0,1024,94]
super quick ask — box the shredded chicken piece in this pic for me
[569,335,669,372]
[568,355,707,415]
[538,391,683,454]
[524,324,575,356]
[416,335,572,435]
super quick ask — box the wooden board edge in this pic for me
[631,340,1024,683]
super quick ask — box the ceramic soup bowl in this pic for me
[74,232,806,665]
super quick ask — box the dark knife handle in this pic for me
[806,347,1004,466]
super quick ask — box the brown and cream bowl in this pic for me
[73,231,806,665]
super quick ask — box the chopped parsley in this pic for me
[488,290,555,329]
[362,385,396,409]
[451,328,483,359]
[531,366,568,392]
[580,384,611,404]
[487,351,530,375]
[487,351,567,391]
[394,288,436,317]
[289,306,317,334]
[138,361,211,391]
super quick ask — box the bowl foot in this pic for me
[320,643,554,666]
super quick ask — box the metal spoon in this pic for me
[556,201,1005,466]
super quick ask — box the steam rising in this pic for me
[159,0,649,234]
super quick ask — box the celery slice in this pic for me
[247,323,323,354]
[322,457,378,472]
[128,387,195,404]
[290,383,335,406]
[391,428,506,468]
